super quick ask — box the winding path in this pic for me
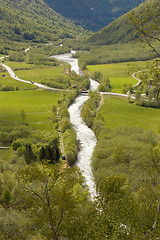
[0,58,66,91]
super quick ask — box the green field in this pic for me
[1,61,34,70]
[100,96,160,133]
[0,89,61,131]
[4,61,70,84]
[0,76,36,90]
[88,61,148,93]
[0,148,14,164]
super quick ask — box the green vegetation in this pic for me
[0,89,61,166]
[0,76,36,90]
[8,62,71,89]
[71,42,160,67]
[0,0,88,44]
[100,96,160,133]
[44,0,143,31]
[129,0,160,58]
[0,90,60,130]
[69,0,160,66]
[1,0,160,238]
[81,91,101,128]
[58,90,79,166]
[88,61,141,92]
[2,45,90,90]
[86,0,159,46]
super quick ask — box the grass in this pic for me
[0,149,14,163]
[87,61,148,93]
[4,61,70,84]
[2,61,35,70]
[0,89,61,131]
[100,96,160,133]
[0,76,36,90]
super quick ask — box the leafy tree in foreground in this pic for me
[130,0,160,105]
[17,162,103,240]
[129,0,160,57]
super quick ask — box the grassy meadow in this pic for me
[0,76,36,90]
[1,60,71,89]
[88,61,148,93]
[0,90,61,131]
[15,66,68,83]
[100,96,160,133]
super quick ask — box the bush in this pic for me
[12,140,22,151]
[81,91,101,128]
[66,150,76,166]
[98,78,112,92]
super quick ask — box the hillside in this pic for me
[87,10,138,45]
[87,0,160,45]
[43,0,144,31]
[0,0,88,43]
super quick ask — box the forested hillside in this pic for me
[0,0,88,43]
[44,0,144,31]
[87,0,160,45]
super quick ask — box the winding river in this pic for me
[53,51,99,199]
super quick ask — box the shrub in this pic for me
[12,140,22,151]
[66,150,76,166]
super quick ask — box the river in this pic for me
[53,51,99,199]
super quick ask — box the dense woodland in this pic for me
[44,0,144,31]
[1,0,160,239]
[0,0,89,43]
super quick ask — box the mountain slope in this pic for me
[87,13,135,45]
[43,0,144,31]
[0,0,88,43]
[86,0,159,45]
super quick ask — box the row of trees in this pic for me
[57,90,79,166]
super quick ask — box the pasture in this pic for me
[100,95,160,133]
[0,90,61,131]
[0,76,36,90]
[4,61,70,85]
[88,61,148,93]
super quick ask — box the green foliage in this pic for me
[122,83,133,94]
[77,43,159,66]
[98,78,112,92]
[92,126,160,188]
[58,91,79,166]
[88,61,141,93]
[8,51,25,62]
[15,162,99,239]
[0,0,87,43]
[0,86,19,91]
[2,188,12,207]
[93,71,103,82]
[99,96,160,132]
[12,140,22,151]
[81,91,101,128]
[92,112,105,138]
[44,0,143,31]
[129,0,160,58]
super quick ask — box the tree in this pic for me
[96,174,137,239]
[17,162,102,240]
[12,140,22,151]
[93,71,103,82]
[130,1,160,104]
[129,0,160,57]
